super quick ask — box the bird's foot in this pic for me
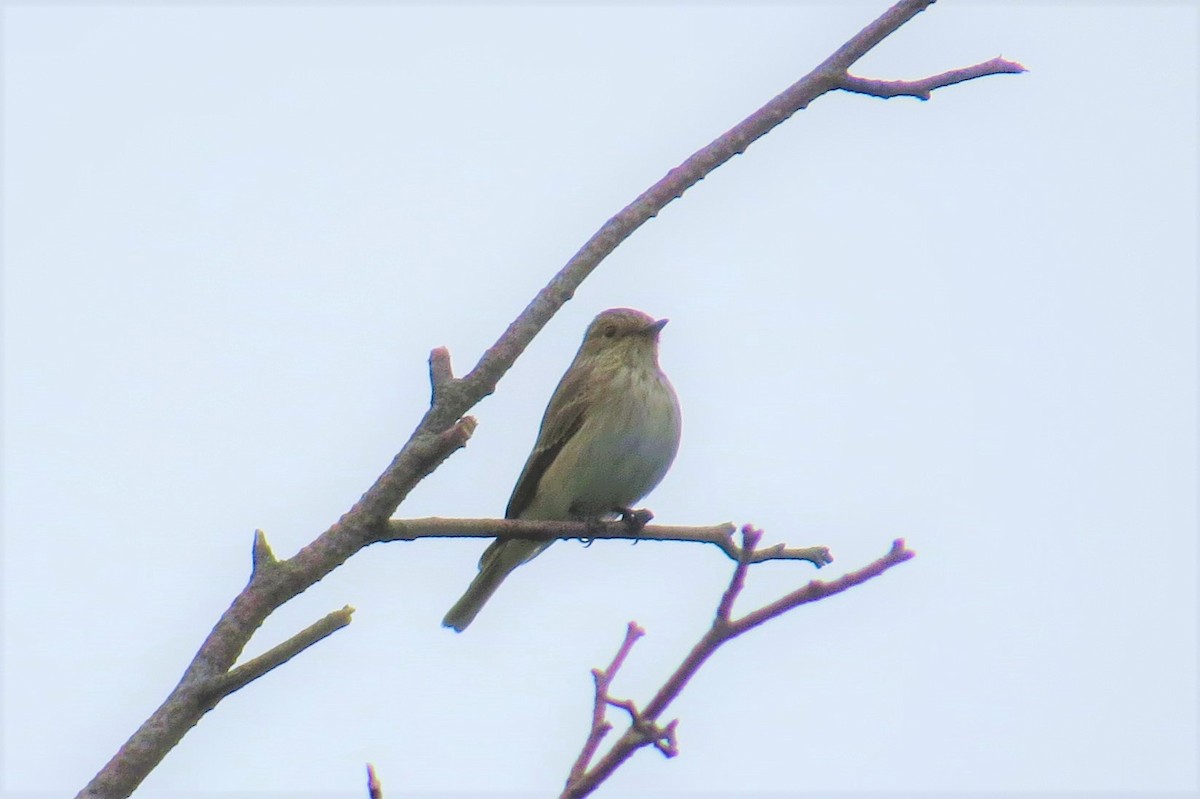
[616,507,654,535]
[570,508,653,545]
[577,514,609,547]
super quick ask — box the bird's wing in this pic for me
[504,363,591,520]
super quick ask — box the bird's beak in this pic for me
[647,318,668,338]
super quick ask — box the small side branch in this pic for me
[838,56,1026,100]
[731,538,913,633]
[644,538,915,723]
[213,606,356,700]
[566,622,645,786]
[716,526,762,621]
[251,529,278,574]
[428,346,455,404]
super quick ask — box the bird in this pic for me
[442,307,682,631]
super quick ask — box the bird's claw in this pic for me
[617,507,653,534]
[582,516,606,536]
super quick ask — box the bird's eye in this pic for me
[603,325,617,338]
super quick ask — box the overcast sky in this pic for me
[3,3,1197,798]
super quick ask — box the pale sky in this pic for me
[3,3,1197,798]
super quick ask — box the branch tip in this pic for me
[654,719,680,758]
[217,606,355,699]
[739,525,763,557]
[808,546,835,567]
[251,529,277,572]
[367,762,383,799]
[428,346,455,400]
[449,415,477,441]
[890,538,916,561]
[838,55,1026,101]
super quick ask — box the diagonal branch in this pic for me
[562,536,917,799]
[211,606,355,701]
[75,415,478,799]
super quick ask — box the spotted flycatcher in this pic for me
[442,307,682,631]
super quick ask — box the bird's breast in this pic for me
[522,367,681,521]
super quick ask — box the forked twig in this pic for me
[562,533,916,799]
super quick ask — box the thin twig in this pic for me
[212,606,355,700]
[561,539,916,799]
[716,525,762,621]
[566,622,645,785]
[731,538,914,634]
[428,346,455,403]
[839,56,1027,100]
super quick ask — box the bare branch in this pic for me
[562,539,917,799]
[565,621,682,795]
[76,1,1016,795]
[251,529,277,573]
[380,516,832,567]
[730,538,914,634]
[838,56,1027,100]
[213,606,356,701]
[716,526,762,621]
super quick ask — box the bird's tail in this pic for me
[442,538,546,632]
